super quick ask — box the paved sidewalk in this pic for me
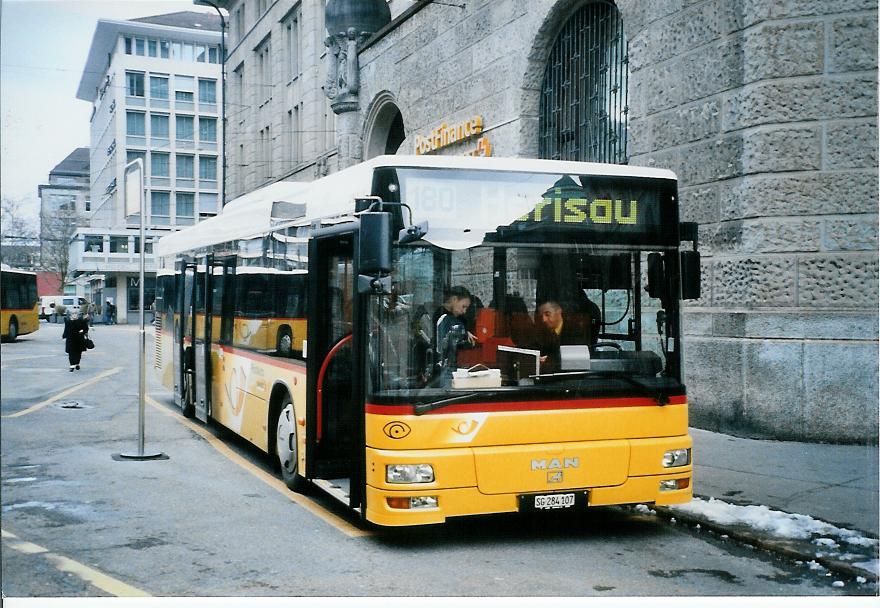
[691,427,879,537]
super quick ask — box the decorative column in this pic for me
[323,0,391,169]
[325,27,369,169]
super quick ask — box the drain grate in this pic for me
[53,399,88,410]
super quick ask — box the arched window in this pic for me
[539,1,628,163]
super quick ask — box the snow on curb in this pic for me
[665,497,879,579]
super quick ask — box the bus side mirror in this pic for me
[680,250,701,300]
[359,212,392,275]
[646,253,664,299]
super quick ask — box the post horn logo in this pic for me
[383,421,411,439]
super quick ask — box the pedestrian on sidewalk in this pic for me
[62,311,90,372]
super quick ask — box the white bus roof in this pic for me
[0,264,37,275]
[156,155,677,257]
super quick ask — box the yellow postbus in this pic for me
[154,155,701,527]
[1,266,39,342]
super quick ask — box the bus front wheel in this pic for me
[276,398,306,492]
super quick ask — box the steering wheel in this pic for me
[594,342,622,351]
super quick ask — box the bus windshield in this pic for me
[366,240,683,410]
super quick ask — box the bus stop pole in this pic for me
[113,159,167,462]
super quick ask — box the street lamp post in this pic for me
[199,1,227,208]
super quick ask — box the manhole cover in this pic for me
[53,400,89,410]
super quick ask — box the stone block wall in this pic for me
[625,0,878,442]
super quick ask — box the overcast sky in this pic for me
[0,0,219,226]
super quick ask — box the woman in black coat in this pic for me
[62,311,90,371]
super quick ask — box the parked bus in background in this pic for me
[153,155,702,527]
[1,265,39,341]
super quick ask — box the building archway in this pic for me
[363,91,406,159]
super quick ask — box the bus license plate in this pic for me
[519,491,587,512]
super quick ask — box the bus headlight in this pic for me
[662,448,690,468]
[386,464,434,484]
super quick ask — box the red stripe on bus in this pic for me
[316,334,353,443]
[365,394,687,416]
[216,344,307,372]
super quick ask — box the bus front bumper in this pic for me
[365,473,692,527]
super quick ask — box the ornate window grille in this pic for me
[539,1,629,164]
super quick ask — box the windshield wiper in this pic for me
[532,370,669,405]
[413,392,482,416]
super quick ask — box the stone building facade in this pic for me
[217,0,878,443]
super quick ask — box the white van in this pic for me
[40,296,89,320]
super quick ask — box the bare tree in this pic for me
[41,214,77,284]
[0,197,39,269]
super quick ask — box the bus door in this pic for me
[211,257,236,415]
[191,255,214,423]
[172,260,191,410]
[306,226,364,511]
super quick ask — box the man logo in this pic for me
[547,471,563,483]
[531,457,579,471]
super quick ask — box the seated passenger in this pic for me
[536,299,591,372]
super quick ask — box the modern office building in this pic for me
[37,147,90,292]
[210,0,877,443]
[73,11,224,322]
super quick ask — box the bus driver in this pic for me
[536,299,591,372]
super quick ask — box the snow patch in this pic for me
[670,498,879,577]
[853,559,880,575]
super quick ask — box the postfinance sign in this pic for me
[415,116,484,155]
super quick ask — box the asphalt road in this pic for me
[1,321,864,598]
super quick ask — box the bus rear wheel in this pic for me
[276,398,306,492]
[6,318,18,342]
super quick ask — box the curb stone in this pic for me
[652,503,878,584]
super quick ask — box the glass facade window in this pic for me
[160,41,170,59]
[176,116,194,140]
[171,42,182,60]
[176,192,195,217]
[199,117,217,142]
[176,155,194,179]
[152,191,170,217]
[198,79,216,103]
[209,47,218,63]
[176,90,194,102]
[150,76,168,99]
[148,40,157,57]
[199,156,217,180]
[195,45,207,63]
[124,37,132,55]
[135,38,145,56]
[126,72,145,97]
[84,235,103,253]
[126,150,146,165]
[151,152,170,177]
[151,114,169,137]
[200,193,218,213]
[109,236,130,253]
[126,112,146,136]
[285,6,302,80]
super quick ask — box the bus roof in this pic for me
[156,156,677,257]
[0,264,37,276]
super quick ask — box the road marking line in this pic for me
[1,354,58,361]
[1,528,150,597]
[145,394,373,538]
[2,367,124,419]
